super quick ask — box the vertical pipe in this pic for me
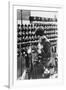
[21,10,22,25]
[21,10,22,76]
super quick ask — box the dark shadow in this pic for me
[4,85,10,88]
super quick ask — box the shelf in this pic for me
[17,40,39,45]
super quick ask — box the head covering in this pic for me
[35,28,44,36]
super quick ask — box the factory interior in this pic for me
[17,10,58,80]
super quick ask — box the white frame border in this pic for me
[9,1,64,88]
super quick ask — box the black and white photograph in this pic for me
[0,0,65,89]
[17,9,58,80]
[8,1,64,88]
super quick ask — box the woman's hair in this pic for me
[35,28,44,36]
